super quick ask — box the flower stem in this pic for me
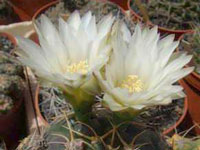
[64,89,95,123]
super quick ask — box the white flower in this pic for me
[17,11,115,94]
[95,22,194,112]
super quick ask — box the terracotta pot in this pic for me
[8,0,57,21]
[35,85,49,126]
[0,18,11,25]
[127,0,194,40]
[32,0,59,21]
[184,70,200,92]
[109,0,128,10]
[179,79,200,135]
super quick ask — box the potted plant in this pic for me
[16,0,193,149]
[0,33,26,149]
[128,0,196,39]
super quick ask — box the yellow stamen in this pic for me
[119,75,144,93]
[66,60,89,74]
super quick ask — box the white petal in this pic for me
[103,94,125,111]
[81,11,92,29]
[97,14,115,40]
[68,10,81,31]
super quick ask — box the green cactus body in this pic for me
[169,134,200,150]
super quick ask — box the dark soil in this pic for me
[130,0,200,30]
[134,98,184,133]
[0,35,15,53]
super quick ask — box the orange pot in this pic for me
[127,0,194,40]
[109,0,128,10]
[179,79,200,135]
[8,0,57,21]
[34,85,49,126]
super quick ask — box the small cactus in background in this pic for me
[61,0,89,11]
[0,52,12,64]
[0,74,24,96]
[0,52,25,115]
[0,138,6,150]
[168,134,200,150]
[0,94,14,115]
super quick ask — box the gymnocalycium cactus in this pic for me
[16,0,193,149]
[17,114,169,150]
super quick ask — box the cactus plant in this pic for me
[0,74,24,96]
[0,94,14,115]
[61,0,89,11]
[180,26,200,74]
[0,138,6,150]
[16,0,193,149]
[168,133,200,150]
[130,0,200,30]
[18,114,169,150]
[0,52,13,64]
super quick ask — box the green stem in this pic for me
[64,89,95,123]
[112,108,143,125]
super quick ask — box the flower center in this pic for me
[119,75,144,93]
[66,60,89,74]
